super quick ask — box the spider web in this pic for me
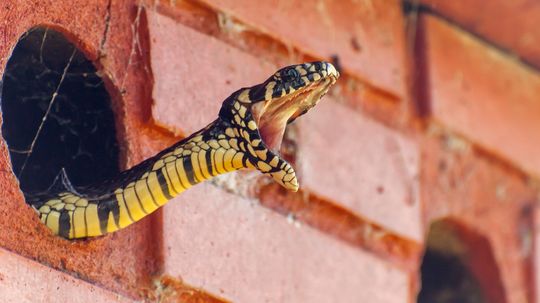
[1,27,120,193]
[0,1,151,195]
[16,40,76,179]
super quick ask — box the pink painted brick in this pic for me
[148,11,276,135]
[296,99,421,241]
[0,248,133,303]
[199,0,406,96]
[422,15,540,178]
[162,183,410,303]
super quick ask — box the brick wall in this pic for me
[0,1,539,302]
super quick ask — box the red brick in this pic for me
[0,248,133,303]
[420,15,540,178]
[296,99,421,241]
[421,135,537,303]
[148,11,276,136]
[421,0,540,69]
[198,0,406,96]
[162,183,410,303]
[0,0,109,68]
[0,1,160,297]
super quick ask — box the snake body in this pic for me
[27,62,339,239]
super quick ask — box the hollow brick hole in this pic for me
[418,220,507,303]
[0,27,120,195]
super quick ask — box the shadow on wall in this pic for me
[0,27,119,195]
[418,219,506,303]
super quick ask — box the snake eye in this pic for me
[281,68,300,83]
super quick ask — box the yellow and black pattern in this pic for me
[28,61,339,239]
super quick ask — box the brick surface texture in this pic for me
[149,11,276,136]
[0,0,539,303]
[421,15,540,179]
[162,183,409,302]
[0,248,133,303]
[421,0,540,69]
[296,99,421,241]
[199,0,407,96]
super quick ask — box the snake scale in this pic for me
[26,61,339,239]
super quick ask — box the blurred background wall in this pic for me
[0,1,539,302]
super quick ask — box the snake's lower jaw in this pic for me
[283,175,299,192]
[269,171,299,192]
[267,162,299,192]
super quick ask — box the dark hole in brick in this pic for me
[418,249,485,303]
[0,27,120,195]
[418,221,506,303]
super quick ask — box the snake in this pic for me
[26,61,339,239]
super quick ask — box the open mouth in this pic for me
[251,70,339,154]
[242,62,339,191]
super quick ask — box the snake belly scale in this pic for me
[26,61,339,239]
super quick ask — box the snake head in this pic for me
[219,61,339,191]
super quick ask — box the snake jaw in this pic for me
[222,61,339,191]
[268,163,299,191]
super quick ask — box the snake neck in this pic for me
[145,118,253,191]
[33,118,254,239]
